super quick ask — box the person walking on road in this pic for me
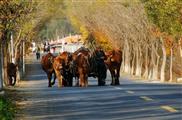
[36,47,40,60]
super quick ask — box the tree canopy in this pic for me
[1,0,181,83]
[142,0,182,36]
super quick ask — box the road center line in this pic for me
[140,96,153,101]
[160,105,178,113]
[114,87,122,90]
[126,90,135,94]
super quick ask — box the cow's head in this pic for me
[93,48,107,60]
[54,57,65,75]
[59,52,73,66]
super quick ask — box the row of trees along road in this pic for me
[0,0,182,90]
[0,0,66,90]
[66,0,182,82]
[1,0,37,89]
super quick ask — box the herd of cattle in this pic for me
[41,47,122,87]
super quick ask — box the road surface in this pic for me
[10,53,182,120]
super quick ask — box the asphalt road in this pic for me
[11,54,182,120]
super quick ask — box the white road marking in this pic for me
[114,87,122,90]
[126,90,135,94]
[160,105,178,113]
[140,96,153,101]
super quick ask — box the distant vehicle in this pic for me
[49,43,83,53]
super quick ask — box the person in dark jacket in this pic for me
[36,47,40,60]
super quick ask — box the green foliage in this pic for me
[37,18,77,40]
[0,96,15,120]
[0,0,38,43]
[1,0,76,43]
[142,0,182,36]
[33,0,78,41]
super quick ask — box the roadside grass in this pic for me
[0,94,16,120]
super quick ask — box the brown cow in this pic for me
[73,52,89,87]
[41,53,56,87]
[73,47,90,57]
[71,47,90,86]
[105,49,122,85]
[53,51,73,87]
[7,63,17,86]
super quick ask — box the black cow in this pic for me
[7,63,17,86]
[89,48,107,86]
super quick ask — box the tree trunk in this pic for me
[143,46,148,79]
[23,41,25,74]
[131,48,136,75]
[135,46,139,76]
[135,46,142,77]
[10,32,15,63]
[150,43,159,80]
[121,48,125,72]
[124,39,130,73]
[0,43,3,90]
[169,48,173,82]
[148,67,152,79]
[152,57,159,80]
[20,42,24,78]
[3,42,10,85]
[14,45,21,84]
[160,37,166,82]
[180,45,182,58]
[148,47,154,80]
